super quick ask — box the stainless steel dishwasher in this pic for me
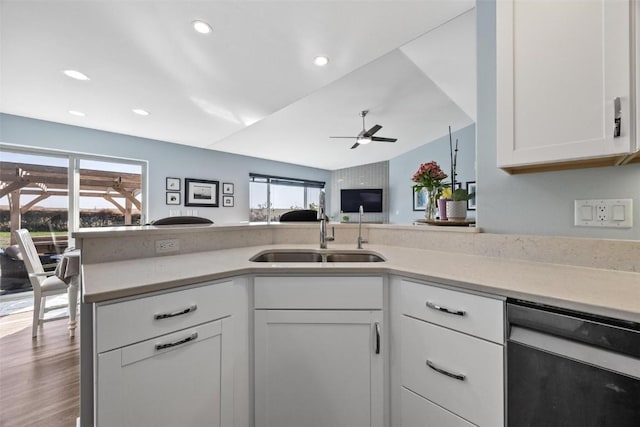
[507,299,640,426]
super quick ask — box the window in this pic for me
[78,159,143,227]
[249,174,324,222]
[0,145,147,248]
[0,151,69,255]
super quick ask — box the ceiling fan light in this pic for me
[358,137,372,144]
[192,20,212,34]
[63,69,90,81]
[313,56,329,66]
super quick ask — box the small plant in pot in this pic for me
[447,188,473,221]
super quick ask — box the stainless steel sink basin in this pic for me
[325,252,385,262]
[250,250,385,263]
[250,251,324,263]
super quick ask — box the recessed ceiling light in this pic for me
[63,69,90,81]
[313,56,329,66]
[68,110,86,117]
[132,109,149,116]
[192,20,212,34]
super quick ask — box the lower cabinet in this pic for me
[401,316,503,427]
[92,279,239,427]
[394,278,505,427]
[96,317,233,427]
[254,310,383,427]
[401,387,474,427]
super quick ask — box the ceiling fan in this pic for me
[330,110,398,149]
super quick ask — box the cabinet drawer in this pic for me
[254,276,383,309]
[96,280,234,352]
[401,316,504,427]
[401,387,474,427]
[401,280,503,343]
[97,318,232,427]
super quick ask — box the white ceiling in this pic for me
[0,1,476,170]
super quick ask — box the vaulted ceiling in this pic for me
[0,1,476,170]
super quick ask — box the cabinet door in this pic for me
[255,310,383,427]
[497,0,633,169]
[96,318,233,427]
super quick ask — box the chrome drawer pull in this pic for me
[425,301,466,316]
[154,304,197,320]
[426,359,466,381]
[155,332,198,351]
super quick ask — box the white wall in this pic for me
[476,1,640,239]
[389,124,476,224]
[0,113,331,223]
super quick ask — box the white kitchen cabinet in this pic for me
[401,387,474,427]
[97,317,233,427]
[394,279,504,427]
[93,280,238,427]
[497,0,637,173]
[254,276,384,427]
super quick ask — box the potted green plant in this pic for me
[444,126,474,221]
[447,188,473,221]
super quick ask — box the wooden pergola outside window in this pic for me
[0,161,142,245]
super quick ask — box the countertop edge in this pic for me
[81,244,640,323]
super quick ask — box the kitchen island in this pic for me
[75,223,640,427]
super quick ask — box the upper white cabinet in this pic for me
[497,0,637,173]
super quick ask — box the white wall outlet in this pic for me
[155,239,180,253]
[574,199,632,228]
[595,204,608,222]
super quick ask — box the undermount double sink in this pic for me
[250,249,385,263]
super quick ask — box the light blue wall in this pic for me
[389,124,476,224]
[0,113,331,223]
[476,0,640,239]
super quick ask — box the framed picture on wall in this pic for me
[222,195,234,207]
[466,181,476,210]
[222,182,234,195]
[185,178,219,207]
[413,187,427,211]
[166,192,180,205]
[166,177,181,191]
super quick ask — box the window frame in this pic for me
[249,173,325,223]
[0,143,149,244]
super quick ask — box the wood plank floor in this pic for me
[0,313,79,427]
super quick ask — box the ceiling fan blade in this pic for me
[330,136,357,139]
[371,137,397,143]
[363,124,382,137]
[350,142,360,149]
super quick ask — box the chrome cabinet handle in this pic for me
[425,301,466,316]
[155,332,198,351]
[154,304,197,320]
[374,322,381,354]
[614,97,621,138]
[426,359,466,381]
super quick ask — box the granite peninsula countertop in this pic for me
[81,243,640,323]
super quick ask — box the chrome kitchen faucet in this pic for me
[318,190,334,249]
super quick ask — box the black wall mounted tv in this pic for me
[340,189,383,213]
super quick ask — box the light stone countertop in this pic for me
[81,243,640,323]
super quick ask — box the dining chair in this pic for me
[14,229,69,338]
